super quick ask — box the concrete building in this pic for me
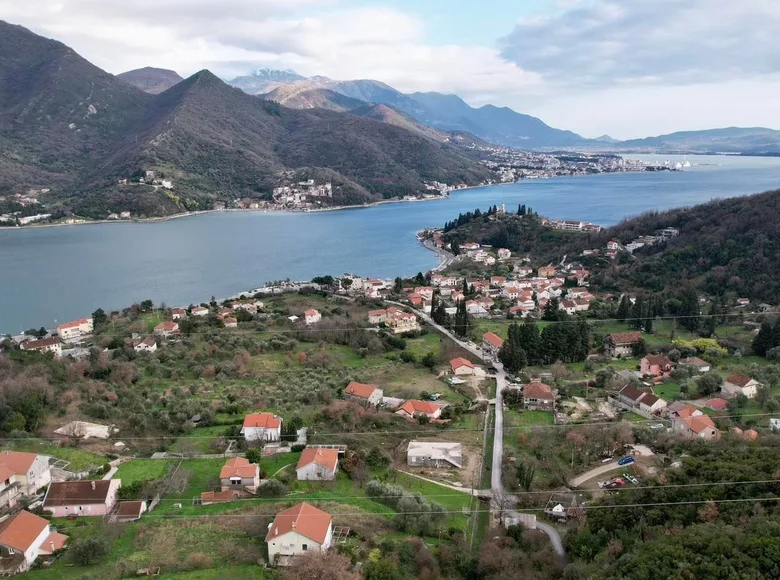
[240,413,283,442]
[43,480,121,517]
[296,449,339,481]
[407,441,462,469]
[265,503,333,564]
[344,382,383,407]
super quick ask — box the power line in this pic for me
[51,479,780,503]
[65,497,780,519]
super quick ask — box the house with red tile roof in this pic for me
[171,308,187,320]
[640,354,673,379]
[56,318,93,340]
[367,309,388,325]
[304,309,322,325]
[605,331,643,358]
[0,451,51,511]
[344,382,383,406]
[154,321,179,337]
[674,414,720,441]
[43,480,121,518]
[395,400,442,421]
[220,458,260,493]
[266,502,333,564]
[191,306,209,317]
[296,449,339,481]
[450,357,475,376]
[482,332,504,358]
[240,413,283,442]
[132,337,157,353]
[0,510,68,574]
[523,383,555,411]
[19,337,62,356]
[723,373,761,399]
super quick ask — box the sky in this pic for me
[2,0,779,139]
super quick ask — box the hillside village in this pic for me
[1,234,779,578]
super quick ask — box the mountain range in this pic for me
[117,67,184,94]
[224,70,780,155]
[0,21,492,218]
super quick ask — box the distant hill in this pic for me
[350,104,453,142]
[117,67,183,94]
[263,85,365,112]
[616,127,780,154]
[0,22,493,217]
[228,68,306,95]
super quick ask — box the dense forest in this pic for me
[443,189,780,301]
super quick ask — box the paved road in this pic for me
[387,300,566,563]
[569,461,622,487]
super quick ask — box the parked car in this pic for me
[618,456,635,466]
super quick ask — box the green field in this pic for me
[115,459,173,485]
[5,440,106,471]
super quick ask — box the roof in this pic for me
[304,309,319,317]
[450,357,474,371]
[682,414,716,434]
[21,337,60,350]
[44,480,116,507]
[608,331,643,346]
[220,458,259,479]
[619,384,649,403]
[116,501,145,518]
[674,404,700,418]
[133,337,156,347]
[368,309,387,317]
[200,491,235,503]
[192,306,208,312]
[483,332,504,348]
[155,321,178,332]
[242,413,282,430]
[397,400,440,416]
[345,382,379,399]
[683,356,709,367]
[640,393,661,407]
[296,448,339,473]
[265,502,332,544]
[40,531,68,554]
[726,373,754,388]
[705,398,728,411]
[0,511,49,552]
[407,441,462,468]
[644,354,672,367]
[0,450,38,476]
[524,382,554,400]
[57,318,91,330]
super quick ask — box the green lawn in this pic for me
[115,459,173,485]
[406,333,441,359]
[652,382,683,400]
[5,440,106,471]
[623,412,647,423]
[508,410,554,426]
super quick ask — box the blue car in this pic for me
[618,456,635,466]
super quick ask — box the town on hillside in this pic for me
[1,233,779,578]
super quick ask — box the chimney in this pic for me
[291,520,296,530]
[91,481,96,491]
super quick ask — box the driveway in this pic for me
[569,461,622,487]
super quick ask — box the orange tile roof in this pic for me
[726,373,753,388]
[200,491,235,503]
[242,413,282,429]
[40,531,68,554]
[450,357,474,370]
[296,448,339,473]
[220,457,259,479]
[304,309,319,317]
[397,400,440,416]
[524,382,554,400]
[0,450,37,475]
[57,318,90,330]
[155,321,178,332]
[345,382,379,399]
[0,510,50,552]
[682,414,716,434]
[483,332,504,348]
[265,502,332,544]
[675,404,700,418]
[608,331,643,345]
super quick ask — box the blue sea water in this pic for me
[1,155,778,332]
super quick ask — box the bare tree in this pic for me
[63,422,87,446]
[283,551,360,580]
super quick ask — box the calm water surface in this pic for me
[1,155,779,331]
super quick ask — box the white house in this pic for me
[450,357,476,376]
[240,413,283,442]
[266,503,333,564]
[132,337,157,353]
[722,373,760,399]
[56,317,93,340]
[153,321,179,337]
[344,382,383,406]
[171,308,187,320]
[395,400,441,421]
[220,458,260,494]
[191,306,209,317]
[296,448,339,481]
[20,337,62,357]
[407,441,462,468]
[304,309,322,325]
[0,451,51,511]
[367,309,388,325]
[0,511,68,574]
[770,418,780,432]
[497,248,511,260]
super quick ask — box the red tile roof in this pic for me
[345,382,379,399]
[155,321,178,332]
[40,531,68,554]
[0,511,50,552]
[117,501,145,518]
[220,457,259,479]
[200,491,235,503]
[397,400,440,416]
[483,332,504,348]
[242,413,282,429]
[608,331,643,345]
[296,448,339,473]
[450,357,474,371]
[524,382,554,400]
[726,373,753,388]
[705,398,728,410]
[0,450,38,475]
[265,502,332,544]
[21,337,61,350]
[304,309,319,317]
[682,414,716,434]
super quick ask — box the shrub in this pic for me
[257,480,287,497]
[70,536,111,565]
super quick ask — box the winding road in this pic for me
[388,301,567,564]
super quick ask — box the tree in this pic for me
[752,322,776,357]
[515,463,535,492]
[542,298,562,321]
[246,448,262,464]
[453,300,471,338]
[70,536,110,565]
[678,288,700,332]
[616,295,631,322]
[92,308,108,327]
[285,552,361,580]
[696,371,723,396]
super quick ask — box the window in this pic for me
[302,544,308,551]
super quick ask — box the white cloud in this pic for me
[501,0,780,87]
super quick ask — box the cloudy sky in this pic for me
[2,0,779,139]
